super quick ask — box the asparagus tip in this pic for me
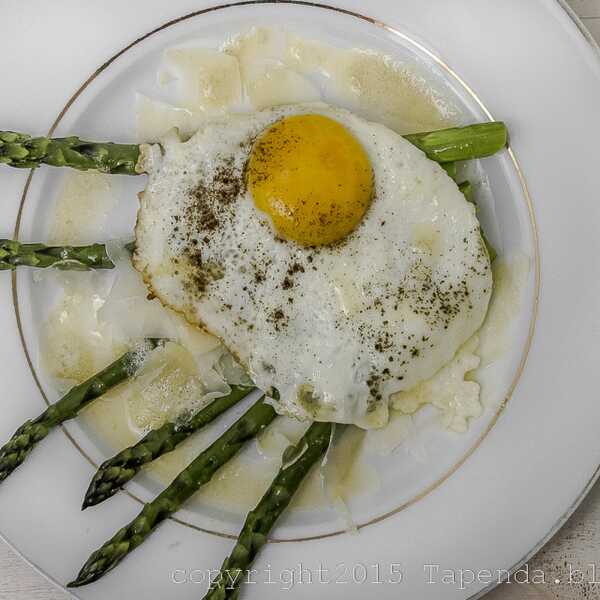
[67,562,105,587]
[81,486,107,509]
[66,578,88,588]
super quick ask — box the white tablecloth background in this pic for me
[1,1,599,599]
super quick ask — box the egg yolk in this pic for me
[247,114,374,246]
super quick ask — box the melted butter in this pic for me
[257,416,308,459]
[478,256,530,367]
[292,427,379,511]
[193,452,277,510]
[81,386,139,450]
[322,427,379,503]
[364,410,415,455]
[145,426,219,486]
[144,429,282,511]
[41,275,123,382]
[124,418,379,514]
[49,172,116,245]
[286,35,457,134]
[329,50,454,133]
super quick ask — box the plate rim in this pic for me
[11,0,539,545]
[2,1,597,599]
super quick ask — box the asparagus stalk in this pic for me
[204,421,333,600]
[69,396,276,588]
[458,180,474,202]
[82,384,256,508]
[1,123,506,174]
[0,239,115,270]
[0,131,140,174]
[441,161,457,180]
[459,180,497,262]
[405,122,507,163]
[0,339,165,483]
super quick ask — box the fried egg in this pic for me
[134,103,492,428]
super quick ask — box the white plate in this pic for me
[0,1,599,599]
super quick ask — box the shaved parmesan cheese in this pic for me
[244,64,320,110]
[135,94,206,142]
[161,47,242,111]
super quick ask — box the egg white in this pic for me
[134,102,492,428]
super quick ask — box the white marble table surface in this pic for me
[1,1,599,599]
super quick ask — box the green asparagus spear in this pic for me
[441,161,457,180]
[458,180,474,202]
[0,239,114,270]
[204,421,333,600]
[1,123,506,175]
[405,122,507,163]
[82,384,256,508]
[458,180,497,262]
[0,131,140,174]
[0,339,165,483]
[69,396,276,588]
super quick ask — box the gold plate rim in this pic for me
[11,0,540,544]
